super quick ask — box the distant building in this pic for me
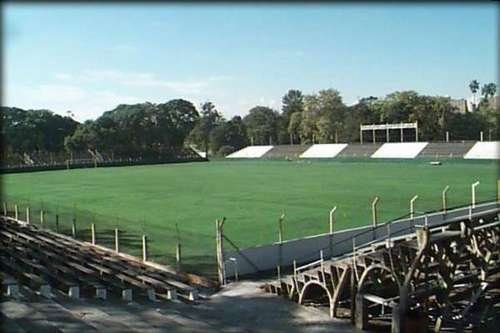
[450,98,468,113]
[487,95,499,110]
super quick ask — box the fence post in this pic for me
[176,243,182,271]
[410,195,418,219]
[278,213,285,275]
[91,223,96,245]
[216,218,226,286]
[40,210,45,228]
[26,207,30,224]
[472,181,480,209]
[14,204,18,220]
[2,202,6,216]
[329,206,337,257]
[371,197,379,228]
[371,197,379,241]
[114,228,119,252]
[497,180,500,202]
[442,186,450,213]
[142,235,148,262]
[55,214,60,233]
[72,217,77,238]
[278,213,285,243]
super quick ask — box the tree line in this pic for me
[2,83,497,158]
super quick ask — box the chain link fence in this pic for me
[2,196,217,279]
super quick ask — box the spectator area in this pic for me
[226,142,499,160]
[417,142,476,158]
[262,145,311,159]
[226,145,274,158]
[464,141,500,159]
[371,142,428,159]
[299,144,348,158]
[337,143,383,158]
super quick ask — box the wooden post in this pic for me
[26,207,30,224]
[142,235,148,262]
[442,185,450,212]
[114,228,119,252]
[55,214,59,233]
[410,195,418,219]
[472,181,480,208]
[91,223,96,245]
[14,204,18,220]
[2,202,7,216]
[176,243,182,271]
[216,218,226,285]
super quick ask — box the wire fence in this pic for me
[2,196,217,279]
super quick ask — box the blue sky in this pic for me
[3,3,498,121]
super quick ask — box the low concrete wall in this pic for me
[224,201,499,277]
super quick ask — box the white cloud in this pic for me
[4,83,141,121]
[77,69,232,95]
[54,73,72,80]
[5,69,237,120]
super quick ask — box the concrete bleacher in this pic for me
[262,145,311,159]
[336,143,383,158]
[464,141,500,159]
[299,144,348,158]
[226,145,274,158]
[418,141,476,158]
[371,142,428,159]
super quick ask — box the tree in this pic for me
[2,107,78,153]
[209,116,249,154]
[188,101,223,155]
[243,106,280,145]
[469,79,480,110]
[481,83,497,102]
[288,112,303,144]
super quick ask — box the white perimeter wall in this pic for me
[464,142,500,159]
[226,145,274,158]
[224,201,500,277]
[300,144,348,158]
[371,142,428,159]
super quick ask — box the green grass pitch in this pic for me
[2,159,498,275]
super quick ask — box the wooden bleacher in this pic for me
[0,217,200,303]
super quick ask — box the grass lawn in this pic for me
[1,158,498,276]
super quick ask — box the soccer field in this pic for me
[2,159,498,276]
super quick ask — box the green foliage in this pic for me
[64,100,199,154]
[187,101,224,154]
[243,106,280,145]
[2,107,78,152]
